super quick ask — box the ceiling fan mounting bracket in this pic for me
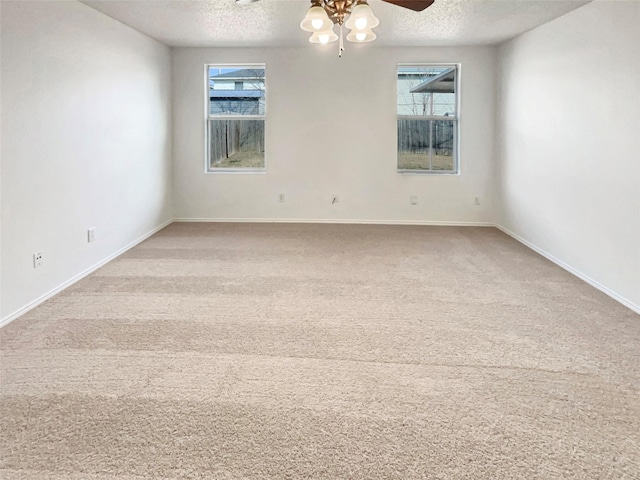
[320,0,358,26]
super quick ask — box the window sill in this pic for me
[205,169,267,174]
[397,170,460,176]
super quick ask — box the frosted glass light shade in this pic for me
[300,6,333,32]
[309,28,338,44]
[346,27,376,43]
[344,2,379,30]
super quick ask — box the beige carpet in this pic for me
[1,223,639,479]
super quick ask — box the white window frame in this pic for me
[204,63,266,174]
[397,63,460,175]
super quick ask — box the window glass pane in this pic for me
[398,119,455,172]
[208,66,265,116]
[398,119,430,170]
[397,65,458,173]
[431,120,455,171]
[397,66,456,117]
[208,119,265,169]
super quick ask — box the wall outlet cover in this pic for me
[33,251,43,268]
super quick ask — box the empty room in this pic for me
[1,0,639,478]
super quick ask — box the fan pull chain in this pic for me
[339,23,344,58]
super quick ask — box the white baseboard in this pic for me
[0,219,173,329]
[173,217,494,227]
[495,225,640,315]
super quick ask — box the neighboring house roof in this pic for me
[410,67,456,94]
[210,68,264,80]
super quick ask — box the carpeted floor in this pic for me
[1,223,639,479]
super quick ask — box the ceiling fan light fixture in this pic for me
[346,28,376,43]
[344,1,380,31]
[301,0,429,55]
[309,28,339,44]
[300,4,333,32]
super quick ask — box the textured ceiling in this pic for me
[82,0,591,47]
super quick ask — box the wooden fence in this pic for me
[398,119,454,155]
[209,120,264,165]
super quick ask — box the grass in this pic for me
[211,151,265,169]
[398,153,454,171]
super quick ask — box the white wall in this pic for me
[172,46,495,224]
[496,0,640,310]
[0,1,173,321]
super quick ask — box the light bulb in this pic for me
[310,28,338,44]
[346,27,376,43]
[300,5,332,33]
[355,18,367,30]
[345,2,380,30]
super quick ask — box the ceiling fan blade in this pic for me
[381,0,435,12]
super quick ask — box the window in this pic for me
[206,65,265,171]
[397,65,458,173]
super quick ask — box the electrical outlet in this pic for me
[410,195,418,205]
[87,228,96,243]
[33,251,43,268]
[278,194,285,202]
[332,195,339,204]
[474,197,481,206]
